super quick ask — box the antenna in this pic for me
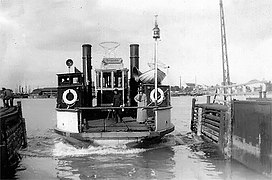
[99,41,120,58]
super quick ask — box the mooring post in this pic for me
[224,102,232,159]
[197,107,202,136]
[190,98,196,133]
[22,118,28,148]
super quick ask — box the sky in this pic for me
[1,0,272,90]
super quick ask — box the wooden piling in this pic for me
[223,103,232,159]
[197,107,202,136]
[190,98,196,133]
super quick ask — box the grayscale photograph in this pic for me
[0,0,271,179]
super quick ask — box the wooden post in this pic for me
[219,110,225,155]
[190,98,196,133]
[224,102,232,159]
[22,118,27,148]
[197,107,202,136]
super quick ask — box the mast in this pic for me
[153,15,160,106]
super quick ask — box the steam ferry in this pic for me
[54,17,175,147]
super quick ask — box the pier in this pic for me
[0,102,27,178]
[191,84,272,177]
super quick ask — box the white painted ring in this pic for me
[62,89,78,105]
[150,88,164,104]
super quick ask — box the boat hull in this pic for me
[56,109,80,133]
[55,105,174,147]
[54,124,174,147]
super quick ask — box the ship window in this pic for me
[103,72,111,88]
[114,70,122,88]
[96,72,101,88]
[60,77,70,84]
[73,77,79,84]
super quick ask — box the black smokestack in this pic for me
[82,44,92,107]
[129,44,139,107]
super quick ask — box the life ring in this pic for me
[62,89,78,105]
[150,88,164,104]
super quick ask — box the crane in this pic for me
[220,0,230,86]
[219,0,231,101]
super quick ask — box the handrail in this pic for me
[76,106,159,110]
[213,80,267,89]
[208,92,260,96]
[210,81,268,104]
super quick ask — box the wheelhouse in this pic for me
[95,58,129,107]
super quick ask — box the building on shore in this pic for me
[29,87,57,98]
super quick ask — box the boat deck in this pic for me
[85,117,153,133]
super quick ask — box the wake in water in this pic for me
[53,141,147,157]
[19,127,210,160]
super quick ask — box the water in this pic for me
[4,97,269,180]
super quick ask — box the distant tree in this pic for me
[170,86,180,91]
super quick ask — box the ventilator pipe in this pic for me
[82,44,92,106]
[129,44,139,107]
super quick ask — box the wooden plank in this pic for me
[202,118,220,128]
[196,104,228,111]
[203,114,221,122]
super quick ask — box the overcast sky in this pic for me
[1,0,272,90]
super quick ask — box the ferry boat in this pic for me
[54,17,175,147]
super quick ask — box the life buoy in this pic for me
[150,88,164,104]
[62,89,78,105]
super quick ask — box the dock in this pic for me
[191,94,272,178]
[0,102,27,178]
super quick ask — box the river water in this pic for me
[4,96,269,180]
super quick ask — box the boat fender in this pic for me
[150,88,164,104]
[62,89,78,105]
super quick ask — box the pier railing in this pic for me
[208,80,267,104]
